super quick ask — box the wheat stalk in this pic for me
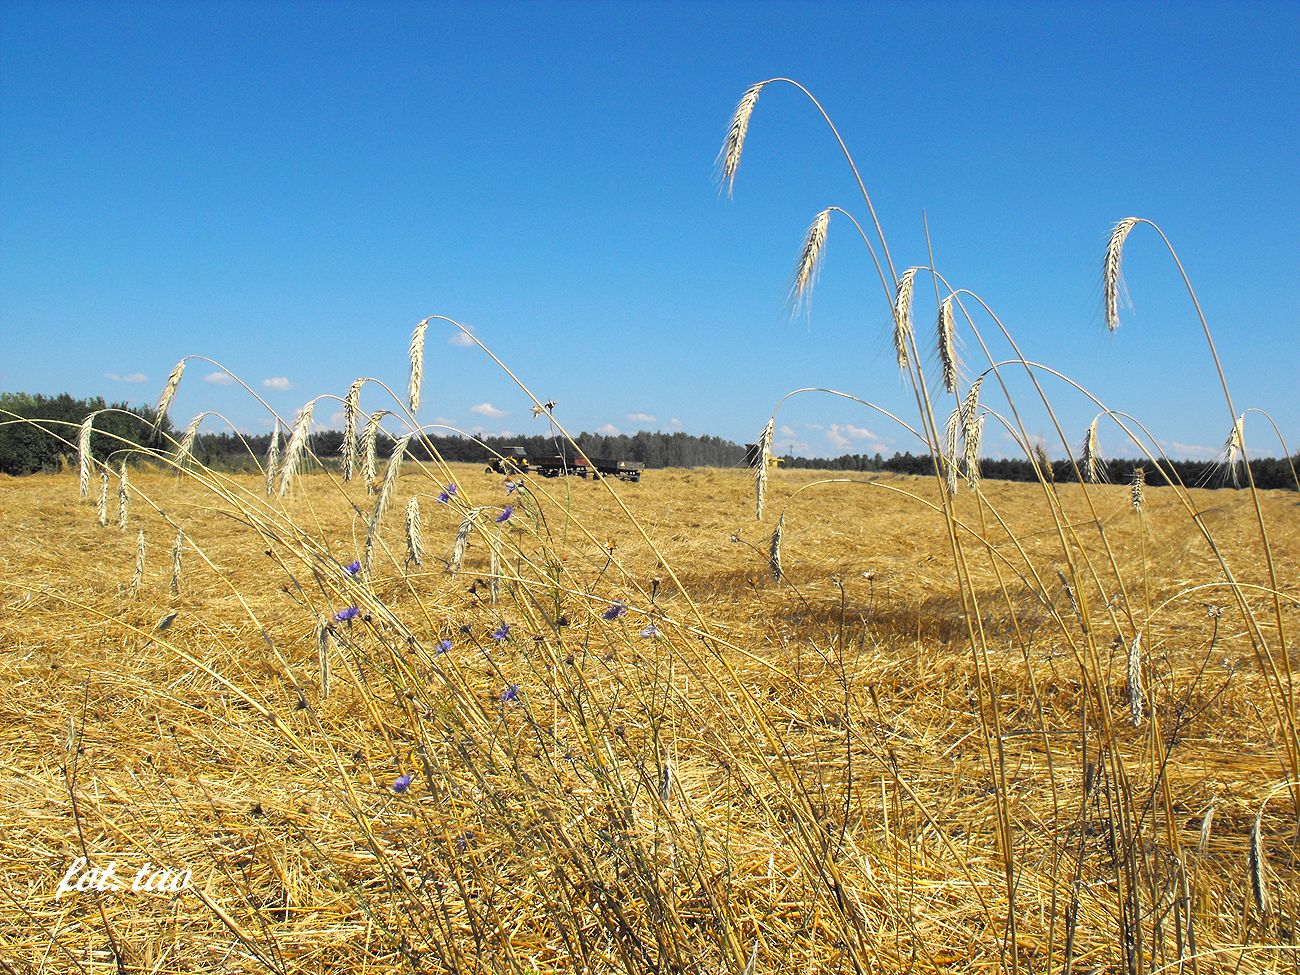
[408,318,430,414]
[265,421,281,497]
[892,267,919,372]
[77,413,94,499]
[1127,630,1144,727]
[792,209,830,311]
[152,359,186,435]
[448,508,481,574]
[341,378,364,482]
[131,530,145,598]
[937,296,958,394]
[755,418,774,520]
[719,82,765,197]
[1248,809,1268,914]
[97,472,108,527]
[1130,467,1146,512]
[1104,217,1140,331]
[405,496,424,568]
[277,400,316,498]
[117,462,129,530]
[169,529,183,597]
[769,513,784,583]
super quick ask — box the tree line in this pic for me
[2,392,1295,490]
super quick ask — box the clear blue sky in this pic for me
[3,0,1296,460]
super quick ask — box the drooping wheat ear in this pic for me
[448,508,481,574]
[937,296,958,394]
[408,318,430,414]
[1057,569,1081,628]
[316,617,331,701]
[769,513,784,583]
[659,759,673,802]
[265,421,281,497]
[488,533,501,605]
[404,496,423,568]
[152,359,186,435]
[77,413,95,499]
[341,378,364,482]
[131,530,146,599]
[97,473,109,527]
[1127,630,1144,727]
[362,410,391,494]
[277,400,317,498]
[1081,417,1107,484]
[892,267,920,372]
[1197,805,1215,856]
[176,412,204,469]
[943,408,961,497]
[960,377,985,491]
[168,529,183,597]
[1130,467,1146,512]
[363,432,412,576]
[755,418,774,520]
[117,462,129,530]
[1249,809,1268,914]
[719,82,765,197]
[1034,443,1055,483]
[1222,413,1245,487]
[792,209,831,311]
[1104,217,1141,331]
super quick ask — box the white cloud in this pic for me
[448,329,476,347]
[431,416,456,427]
[804,423,824,431]
[471,402,508,418]
[627,412,656,424]
[329,409,347,426]
[1166,441,1219,460]
[779,424,797,438]
[780,439,811,454]
[104,372,147,384]
[669,417,682,428]
[262,377,292,391]
[203,371,236,385]
[596,423,622,436]
[826,423,884,451]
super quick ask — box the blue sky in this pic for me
[2,0,1296,460]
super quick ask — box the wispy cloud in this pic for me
[826,422,884,451]
[779,439,811,454]
[669,417,682,428]
[203,371,236,385]
[1165,440,1219,460]
[262,377,292,391]
[104,372,147,384]
[596,423,621,436]
[448,329,476,348]
[627,411,656,424]
[779,424,797,438]
[471,402,509,418]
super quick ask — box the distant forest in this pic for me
[2,392,1296,490]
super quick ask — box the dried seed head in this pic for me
[960,377,985,492]
[892,267,920,372]
[1130,467,1146,512]
[1127,630,1144,727]
[1222,413,1245,487]
[488,533,501,605]
[943,408,961,498]
[169,529,183,597]
[792,209,831,311]
[177,412,204,468]
[1081,417,1107,484]
[265,421,281,497]
[408,318,430,414]
[1033,443,1054,483]
[404,496,423,568]
[362,410,391,495]
[342,378,364,482]
[769,513,784,583]
[755,418,774,520]
[364,432,413,576]
[1104,217,1140,331]
[937,296,958,394]
[719,83,765,197]
[659,760,673,802]
[153,359,186,435]
[77,413,94,499]
[1197,805,1215,856]
[131,529,146,598]
[448,508,481,574]
[117,462,129,530]
[1057,569,1081,629]
[1249,809,1268,914]
[317,616,331,701]
[277,400,317,498]
[97,472,109,527]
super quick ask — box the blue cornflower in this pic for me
[436,639,452,654]
[495,505,514,524]
[335,606,359,622]
[393,773,413,793]
[501,684,519,702]
[504,479,518,495]
[639,624,659,639]
[344,560,361,575]
[492,623,510,641]
[601,602,627,621]
[436,484,457,504]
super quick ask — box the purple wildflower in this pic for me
[495,505,514,524]
[601,601,627,621]
[492,623,510,641]
[436,484,457,504]
[639,624,659,639]
[335,606,359,623]
[436,638,452,654]
[393,774,413,793]
[501,684,519,702]
[344,560,361,575]
[504,479,518,495]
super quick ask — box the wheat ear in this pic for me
[363,432,412,576]
[719,83,765,197]
[404,496,424,568]
[77,413,95,500]
[755,418,774,520]
[117,462,129,530]
[1127,630,1144,727]
[769,513,784,583]
[317,617,331,701]
[937,296,958,394]
[342,378,364,482]
[131,530,145,598]
[1197,805,1215,855]
[1081,417,1107,484]
[448,508,481,574]
[892,267,919,372]
[152,359,186,435]
[408,318,430,414]
[960,377,985,492]
[792,209,830,311]
[176,412,204,469]
[1130,467,1146,512]
[1104,217,1140,331]
[169,529,183,597]
[277,400,317,498]
[1248,809,1267,914]
[97,472,109,527]
[362,410,390,494]
[488,533,501,605]
[265,421,281,497]
[1222,413,1245,487]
